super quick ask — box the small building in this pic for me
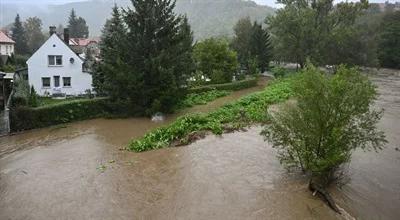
[0,31,15,57]
[26,27,93,96]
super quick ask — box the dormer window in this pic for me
[48,55,62,66]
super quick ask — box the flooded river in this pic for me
[0,73,399,219]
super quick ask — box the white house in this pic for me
[0,31,15,57]
[26,28,93,96]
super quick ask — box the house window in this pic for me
[48,55,62,66]
[54,76,60,87]
[42,77,51,88]
[63,77,71,87]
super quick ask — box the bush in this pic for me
[177,89,230,109]
[9,98,110,131]
[270,66,287,78]
[193,38,238,84]
[262,64,386,185]
[189,78,258,94]
[9,98,144,132]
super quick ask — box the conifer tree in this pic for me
[11,14,28,55]
[95,5,127,97]
[250,22,273,72]
[123,0,194,114]
[67,9,89,38]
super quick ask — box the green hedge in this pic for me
[10,98,112,132]
[188,78,258,94]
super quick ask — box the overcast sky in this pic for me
[1,0,397,8]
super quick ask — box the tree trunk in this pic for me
[308,179,341,213]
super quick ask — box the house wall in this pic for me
[0,43,14,56]
[27,34,92,96]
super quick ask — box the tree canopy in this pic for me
[11,14,28,55]
[194,38,238,84]
[378,10,400,69]
[67,9,89,38]
[96,1,194,114]
[24,17,45,54]
[262,64,386,185]
[268,0,369,67]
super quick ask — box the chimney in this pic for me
[63,28,70,45]
[49,26,56,36]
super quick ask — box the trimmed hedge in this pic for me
[10,98,112,132]
[188,78,258,94]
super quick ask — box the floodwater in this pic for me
[0,73,399,220]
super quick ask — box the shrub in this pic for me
[262,64,386,185]
[271,66,287,78]
[177,89,230,109]
[189,78,258,94]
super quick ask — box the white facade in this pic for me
[0,43,14,56]
[27,34,93,96]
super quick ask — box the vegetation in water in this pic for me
[177,90,230,109]
[262,64,387,187]
[128,77,295,152]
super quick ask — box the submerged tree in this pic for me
[262,64,386,210]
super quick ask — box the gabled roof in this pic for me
[27,33,84,64]
[0,31,15,44]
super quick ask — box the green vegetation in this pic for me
[96,2,194,115]
[188,78,258,94]
[193,38,238,84]
[177,90,230,109]
[10,98,110,131]
[128,77,294,152]
[67,9,89,38]
[378,11,400,69]
[268,0,369,67]
[231,17,272,72]
[262,64,386,187]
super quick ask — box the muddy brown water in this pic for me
[0,73,399,220]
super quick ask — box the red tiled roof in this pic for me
[69,38,99,46]
[0,31,15,44]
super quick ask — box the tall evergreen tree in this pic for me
[123,0,194,114]
[250,22,272,72]
[11,14,28,55]
[67,9,89,38]
[95,5,128,97]
[378,11,400,69]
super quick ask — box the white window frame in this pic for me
[48,55,63,66]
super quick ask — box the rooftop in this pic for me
[0,31,15,44]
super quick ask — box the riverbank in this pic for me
[129,76,294,152]
[8,78,259,132]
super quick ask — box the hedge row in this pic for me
[9,98,142,132]
[188,78,258,94]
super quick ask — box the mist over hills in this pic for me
[0,0,275,39]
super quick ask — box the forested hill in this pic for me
[0,0,275,39]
